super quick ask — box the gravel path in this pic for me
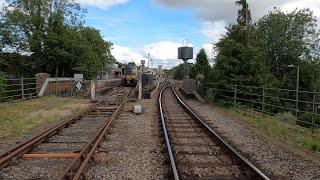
[86,97,169,179]
[182,96,320,179]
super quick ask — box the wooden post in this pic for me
[91,80,96,101]
[21,77,25,100]
[234,85,237,107]
[213,88,217,103]
[70,80,73,97]
[55,77,58,96]
[312,90,316,134]
[138,79,142,100]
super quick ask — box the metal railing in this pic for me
[204,83,320,133]
[0,78,39,103]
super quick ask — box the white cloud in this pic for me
[201,43,215,60]
[0,0,7,10]
[112,41,219,69]
[112,41,196,69]
[201,21,227,44]
[155,0,320,48]
[155,0,320,22]
[280,0,320,17]
[111,44,144,65]
[144,41,193,69]
[77,0,129,10]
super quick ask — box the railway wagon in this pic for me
[122,66,138,87]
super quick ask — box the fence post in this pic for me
[234,84,237,107]
[312,90,316,134]
[213,87,217,103]
[262,87,265,117]
[55,77,58,96]
[21,77,25,100]
[91,80,96,101]
[70,80,73,97]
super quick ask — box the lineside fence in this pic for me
[0,78,39,103]
[38,78,122,98]
[204,83,320,133]
[0,76,122,103]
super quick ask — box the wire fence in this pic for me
[0,78,39,103]
[204,83,320,133]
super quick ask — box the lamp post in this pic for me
[287,64,300,121]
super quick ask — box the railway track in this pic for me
[0,87,133,179]
[159,84,270,180]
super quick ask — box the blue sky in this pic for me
[85,0,202,47]
[76,0,320,69]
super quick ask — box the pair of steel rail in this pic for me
[158,83,270,180]
[0,88,132,179]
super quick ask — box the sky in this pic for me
[2,0,320,69]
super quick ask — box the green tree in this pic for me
[0,71,4,92]
[213,1,275,86]
[236,0,251,27]
[192,49,211,82]
[1,0,116,79]
[257,8,320,90]
[1,0,83,72]
[214,25,275,86]
[73,27,114,78]
[169,63,193,80]
[128,62,136,67]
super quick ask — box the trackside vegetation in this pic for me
[171,1,320,91]
[0,97,90,148]
[169,0,320,156]
[221,107,320,157]
[0,0,116,79]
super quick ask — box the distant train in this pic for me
[122,66,138,86]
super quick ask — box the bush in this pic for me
[0,72,4,92]
[275,112,296,122]
[301,113,320,126]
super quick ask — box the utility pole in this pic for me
[148,53,150,68]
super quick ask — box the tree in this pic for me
[72,27,114,78]
[1,0,83,72]
[214,25,275,86]
[169,63,193,80]
[213,1,275,86]
[235,0,251,27]
[257,8,320,90]
[1,0,116,79]
[192,49,211,82]
[0,71,4,92]
[128,62,136,67]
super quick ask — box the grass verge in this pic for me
[0,96,90,148]
[220,107,320,158]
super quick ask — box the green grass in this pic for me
[220,107,320,158]
[0,97,89,146]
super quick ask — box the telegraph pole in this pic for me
[148,53,150,68]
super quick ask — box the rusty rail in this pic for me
[0,90,119,170]
[59,88,132,179]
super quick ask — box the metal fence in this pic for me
[43,79,122,98]
[0,77,123,103]
[0,78,39,103]
[204,83,320,132]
